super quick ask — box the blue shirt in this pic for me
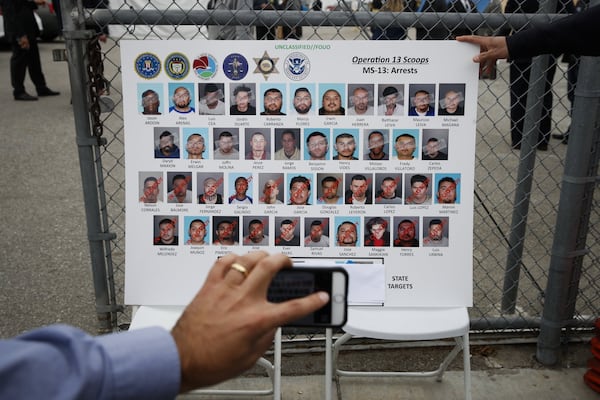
[0,324,180,399]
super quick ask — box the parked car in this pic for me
[0,1,61,44]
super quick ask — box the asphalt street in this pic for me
[0,40,98,337]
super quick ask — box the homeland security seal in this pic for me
[135,53,161,79]
[165,53,190,80]
[284,52,310,81]
[223,53,249,81]
[193,54,218,79]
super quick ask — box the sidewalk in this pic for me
[179,368,594,399]
[176,340,599,399]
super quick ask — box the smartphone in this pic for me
[267,267,348,327]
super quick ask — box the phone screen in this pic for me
[268,267,347,327]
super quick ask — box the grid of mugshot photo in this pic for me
[139,171,461,206]
[139,82,466,118]
[152,126,454,162]
[151,215,451,248]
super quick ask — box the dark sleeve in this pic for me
[507,4,600,58]
[2,0,38,38]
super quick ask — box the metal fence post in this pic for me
[61,0,117,333]
[501,0,559,314]
[537,53,600,364]
[501,54,552,314]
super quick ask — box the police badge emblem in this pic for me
[165,53,190,80]
[253,51,279,80]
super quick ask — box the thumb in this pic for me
[267,291,330,328]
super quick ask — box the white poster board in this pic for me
[121,40,478,307]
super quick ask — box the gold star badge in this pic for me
[253,51,279,80]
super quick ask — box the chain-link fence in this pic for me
[59,0,599,365]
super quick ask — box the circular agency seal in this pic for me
[165,53,190,80]
[193,53,218,79]
[135,53,161,79]
[284,52,310,81]
[222,53,249,81]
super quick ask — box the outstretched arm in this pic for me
[0,252,329,398]
[457,4,600,62]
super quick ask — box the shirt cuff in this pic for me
[97,327,181,400]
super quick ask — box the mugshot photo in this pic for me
[304,217,331,247]
[242,216,270,246]
[168,82,195,114]
[197,172,224,204]
[364,216,391,247]
[422,129,449,161]
[393,217,420,247]
[139,171,164,204]
[435,173,461,204]
[287,174,314,206]
[260,84,287,116]
[377,84,404,116]
[334,217,360,247]
[289,84,315,116]
[197,82,225,115]
[154,127,180,159]
[363,129,390,161]
[422,217,449,247]
[258,173,284,204]
[212,216,240,246]
[304,128,331,160]
[347,84,375,116]
[138,83,163,115]
[274,128,301,160]
[228,173,254,204]
[274,217,301,246]
[153,215,179,246]
[392,129,420,161]
[438,83,466,116]
[316,173,343,205]
[230,83,257,115]
[213,128,240,160]
[332,129,360,161]
[408,84,436,117]
[344,173,373,205]
[183,216,210,245]
[374,174,402,204]
[404,173,433,205]
[245,129,271,160]
[183,128,209,160]
[166,172,193,204]
[318,84,346,116]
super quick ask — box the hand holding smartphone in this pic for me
[267,267,348,327]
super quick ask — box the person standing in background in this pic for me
[2,0,60,100]
[370,0,406,40]
[207,0,253,39]
[254,0,277,40]
[503,0,573,150]
[446,0,478,38]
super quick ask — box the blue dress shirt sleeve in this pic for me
[0,324,181,400]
